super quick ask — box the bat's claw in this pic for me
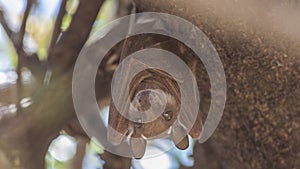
[107,126,127,146]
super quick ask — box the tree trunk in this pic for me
[134,0,300,169]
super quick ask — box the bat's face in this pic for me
[130,87,179,138]
[108,69,202,159]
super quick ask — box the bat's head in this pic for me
[108,69,202,159]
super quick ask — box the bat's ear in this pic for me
[188,113,203,139]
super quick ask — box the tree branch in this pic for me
[1,2,45,83]
[15,0,33,113]
[48,0,67,52]
[16,0,32,49]
[48,0,105,77]
[0,0,32,51]
[0,9,13,37]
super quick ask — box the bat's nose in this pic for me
[131,88,168,123]
[135,90,151,111]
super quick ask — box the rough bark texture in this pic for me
[134,0,300,169]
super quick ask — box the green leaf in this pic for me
[61,13,72,32]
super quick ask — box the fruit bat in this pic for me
[108,34,207,159]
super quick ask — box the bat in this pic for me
[108,34,206,159]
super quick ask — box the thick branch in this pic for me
[48,0,67,51]
[48,0,105,77]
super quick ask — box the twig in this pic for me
[0,9,13,37]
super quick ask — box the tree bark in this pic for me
[134,0,300,169]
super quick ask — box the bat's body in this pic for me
[108,35,206,158]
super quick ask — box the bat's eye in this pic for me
[162,111,173,121]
